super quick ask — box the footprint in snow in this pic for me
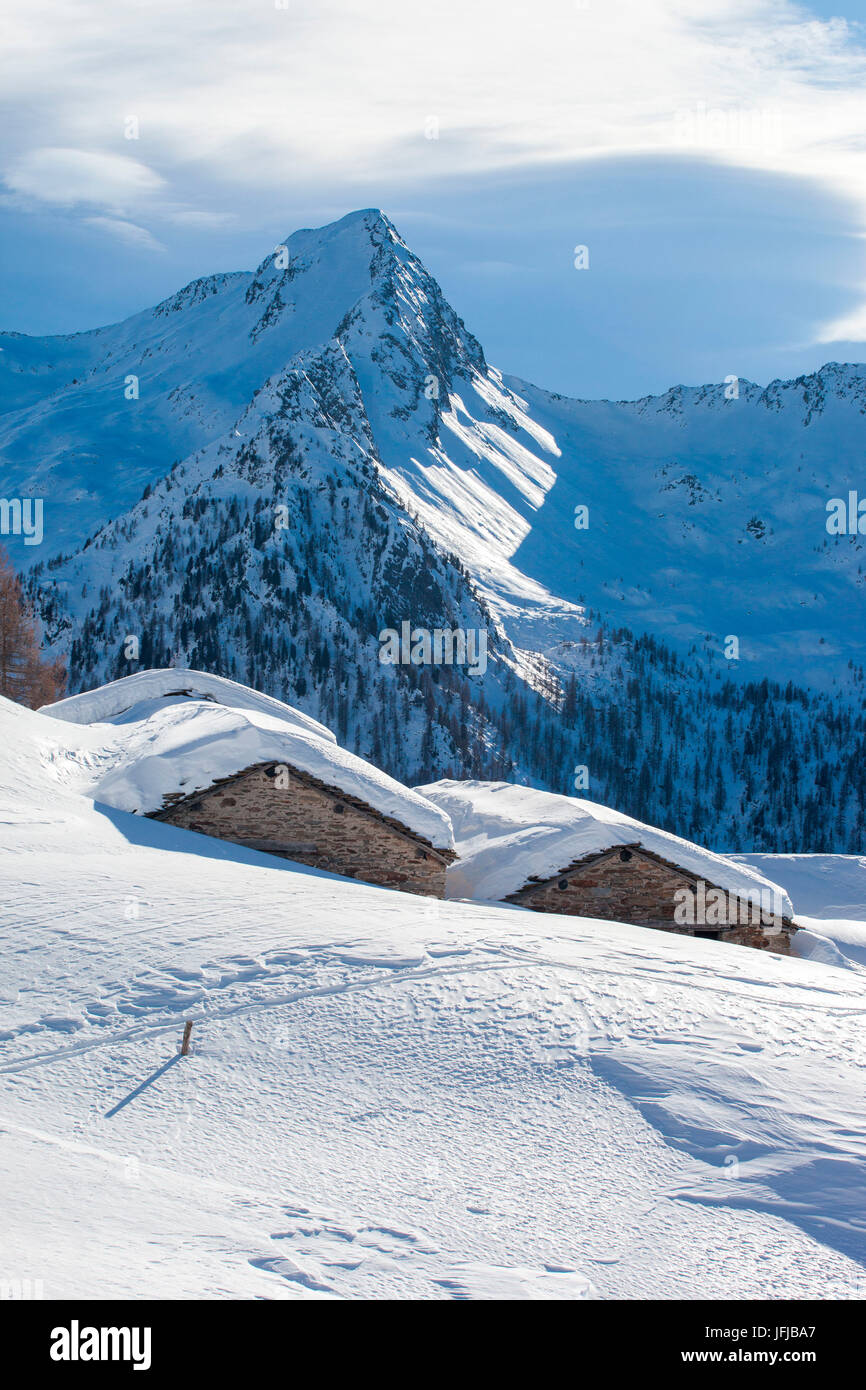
[249,1254,336,1295]
[41,1014,85,1032]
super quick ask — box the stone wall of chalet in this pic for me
[152,763,450,897]
[506,845,793,954]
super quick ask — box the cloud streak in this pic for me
[2,3,865,197]
[4,148,164,209]
[82,216,166,252]
[2,0,866,346]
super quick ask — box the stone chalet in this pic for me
[417,780,797,954]
[41,668,456,897]
[152,760,455,895]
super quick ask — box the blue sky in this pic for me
[2,0,866,399]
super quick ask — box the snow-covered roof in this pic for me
[415,780,793,913]
[41,669,455,851]
[42,668,336,742]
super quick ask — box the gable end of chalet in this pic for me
[505,842,795,952]
[148,760,455,896]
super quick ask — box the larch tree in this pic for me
[0,547,66,708]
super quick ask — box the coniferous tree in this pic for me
[0,547,66,708]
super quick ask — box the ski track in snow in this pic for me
[3,699,866,1298]
[3,881,866,1298]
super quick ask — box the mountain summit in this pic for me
[0,208,488,555]
[4,211,866,850]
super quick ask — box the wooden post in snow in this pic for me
[181,1020,193,1056]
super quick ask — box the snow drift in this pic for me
[734,853,866,970]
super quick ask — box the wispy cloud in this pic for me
[82,216,166,252]
[2,3,865,202]
[816,304,866,344]
[3,148,164,209]
[2,1,866,344]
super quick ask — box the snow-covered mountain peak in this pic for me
[614,360,866,425]
[252,207,401,280]
[242,206,486,392]
[245,208,409,324]
[0,209,495,553]
[151,270,250,320]
[9,209,866,852]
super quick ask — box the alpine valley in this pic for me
[3,209,866,852]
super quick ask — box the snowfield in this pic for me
[2,695,866,1300]
[734,853,866,972]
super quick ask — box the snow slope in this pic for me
[734,854,866,971]
[735,853,866,920]
[2,695,866,1299]
[418,779,792,913]
[39,669,454,850]
[488,366,866,687]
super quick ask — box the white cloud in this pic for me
[3,148,164,209]
[83,216,166,252]
[1,2,866,243]
[816,306,866,343]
